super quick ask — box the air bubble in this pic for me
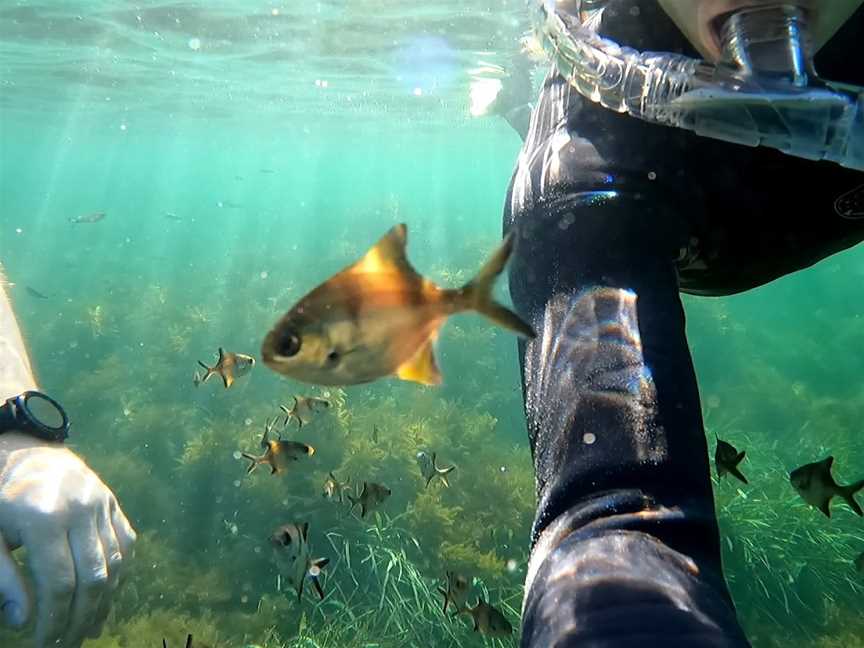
[233,451,242,460]
[188,37,201,51]
[583,432,596,445]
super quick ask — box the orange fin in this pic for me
[348,223,420,279]
[396,339,442,385]
[457,234,535,338]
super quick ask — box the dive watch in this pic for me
[0,391,69,443]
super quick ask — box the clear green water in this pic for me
[1,2,863,647]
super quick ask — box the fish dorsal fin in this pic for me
[348,223,419,279]
[396,339,442,385]
[300,522,309,542]
[822,456,835,472]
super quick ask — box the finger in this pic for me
[86,505,123,639]
[65,515,108,646]
[110,496,137,559]
[0,533,31,629]
[23,525,75,648]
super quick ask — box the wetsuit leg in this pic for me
[507,189,751,647]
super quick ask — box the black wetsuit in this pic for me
[505,2,864,646]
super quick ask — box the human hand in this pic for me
[0,432,136,647]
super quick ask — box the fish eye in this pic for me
[278,330,302,357]
[326,349,340,365]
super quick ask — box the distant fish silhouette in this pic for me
[25,286,50,299]
[69,211,105,224]
[714,435,748,485]
[260,168,276,174]
[164,211,183,221]
[790,456,864,517]
[217,201,243,209]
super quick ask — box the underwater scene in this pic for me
[1,1,863,647]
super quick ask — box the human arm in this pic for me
[0,276,136,647]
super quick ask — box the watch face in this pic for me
[23,392,66,431]
[0,392,70,442]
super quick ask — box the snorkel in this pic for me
[531,1,864,170]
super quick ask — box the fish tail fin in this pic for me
[241,453,258,474]
[436,463,455,488]
[456,234,535,338]
[197,360,217,384]
[842,479,864,516]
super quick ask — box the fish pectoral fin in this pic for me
[729,466,748,485]
[222,371,234,389]
[396,339,442,385]
[817,498,832,518]
[734,450,746,465]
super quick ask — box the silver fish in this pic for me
[322,471,351,504]
[270,522,329,602]
[459,597,512,637]
[417,451,455,489]
[69,211,106,224]
[241,418,315,475]
[197,347,255,389]
[347,481,391,518]
[280,395,331,429]
[437,570,471,615]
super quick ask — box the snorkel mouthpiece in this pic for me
[532,1,864,170]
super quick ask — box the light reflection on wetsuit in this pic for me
[503,1,864,646]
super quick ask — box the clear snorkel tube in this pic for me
[531,1,864,170]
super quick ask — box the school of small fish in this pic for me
[178,227,526,637]
[174,223,863,641]
[713,436,863,572]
